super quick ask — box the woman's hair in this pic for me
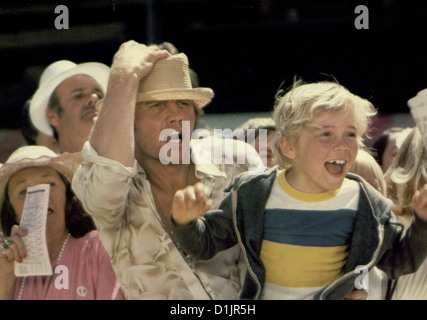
[384,127,427,216]
[1,171,95,237]
[371,126,405,167]
[272,79,377,169]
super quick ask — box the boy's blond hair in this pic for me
[272,80,377,169]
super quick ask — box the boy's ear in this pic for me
[279,135,297,159]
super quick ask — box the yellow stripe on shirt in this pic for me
[278,169,341,202]
[260,240,348,288]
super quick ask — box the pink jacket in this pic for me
[14,230,124,300]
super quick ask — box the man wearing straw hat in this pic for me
[72,40,265,299]
[29,59,110,154]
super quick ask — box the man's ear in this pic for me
[46,108,60,128]
[278,135,297,160]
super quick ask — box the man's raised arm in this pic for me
[90,41,170,167]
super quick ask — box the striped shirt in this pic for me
[260,169,359,299]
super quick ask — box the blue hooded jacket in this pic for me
[172,167,427,299]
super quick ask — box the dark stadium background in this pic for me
[0,0,425,150]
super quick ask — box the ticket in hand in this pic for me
[14,184,52,277]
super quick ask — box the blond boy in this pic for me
[171,81,427,300]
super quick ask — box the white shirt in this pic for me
[72,138,265,300]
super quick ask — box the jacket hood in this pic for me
[346,172,394,225]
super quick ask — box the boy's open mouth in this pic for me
[324,160,347,175]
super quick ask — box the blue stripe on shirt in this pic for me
[263,208,356,247]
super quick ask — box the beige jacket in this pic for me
[72,138,265,300]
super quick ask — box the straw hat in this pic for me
[29,60,110,137]
[0,146,83,209]
[137,53,214,108]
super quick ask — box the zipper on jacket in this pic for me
[231,190,262,299]
[319,223,385,300]
[320,181,387,299]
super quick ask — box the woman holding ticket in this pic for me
[0,146,124,300]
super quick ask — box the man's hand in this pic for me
[110,40,170,82]
[172,182,212,226]
[344,289,368,300]
[90,40,170,166]
[412,184,427,222]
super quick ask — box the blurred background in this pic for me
[0,0,425,160]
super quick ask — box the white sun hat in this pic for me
[0,145,83,210]
[29,60,110,137]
